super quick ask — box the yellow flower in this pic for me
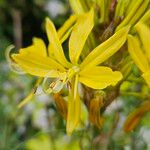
[11,9,129,134]
[128,22,150,87]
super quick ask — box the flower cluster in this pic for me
[8,0,150,134]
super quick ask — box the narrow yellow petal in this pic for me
[48,15,77,57]
[45,18,71,68]
[79,66,122,89]
[80,26,130,71]
[97,0,106,23]
[12,52,65,77]
[115,0,130,19]
[48,28,73,58]
[69,0,85,14]
[32,38,47,56]
[116,0,143,31]
[67,76,81,134]
[48,44,55,59]
[125,0,137,15]
[140,9,150,23]
[135,22,150,62]
[69,9,94,64]
[124,100,150,132]
[127,35,150,73]
[128,0,149,27]
[57,15,77,40]
[142,70,150,87]
[19,38,47,56]
[59,27,73,44]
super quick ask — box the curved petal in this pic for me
[11,51,65,77]
[57,15,77,40]
[79,66,122,89]
[45,18,71,68]
[127,35,150,73]
[80,26,130,72]
[142,70,150,87]
[127,0,149,27]
[48,15,77,58]
[67,75,81,134]
[140,9,150,23]
[69,9,94,64]
[20,37,47,56]
[116,0,143,31]
[69,0,85,14]
[135,22,150,62]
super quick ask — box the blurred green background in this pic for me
[1,0,150,150]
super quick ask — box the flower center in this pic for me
[43,66,80,94]
[67,66,80,79]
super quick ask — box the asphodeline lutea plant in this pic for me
[11,9,130,134]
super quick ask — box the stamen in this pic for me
[42,78,65,94]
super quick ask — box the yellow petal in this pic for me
[12,52,65,77]
[48,15,77,58]
[128,0,149,27]
[142,70,150,87]
[79,66,122,89]
[127,35,150,73]
[69,0,85,14]
[45,18,71,68]
[140,9,150,23]
[59,27,73,44]
[80,26,130,71]
[135,22,150,62]
[116,0,143,31]
[67,75,81,134]
[20,38,47,56]
[125,0,137,15]
[48,44,55,59]
[97,0,106,23]
[115,0,130,19]
[69,9,94,64]
[58,15,77,40]
[32,38,47,56]
[124,100,150,132]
